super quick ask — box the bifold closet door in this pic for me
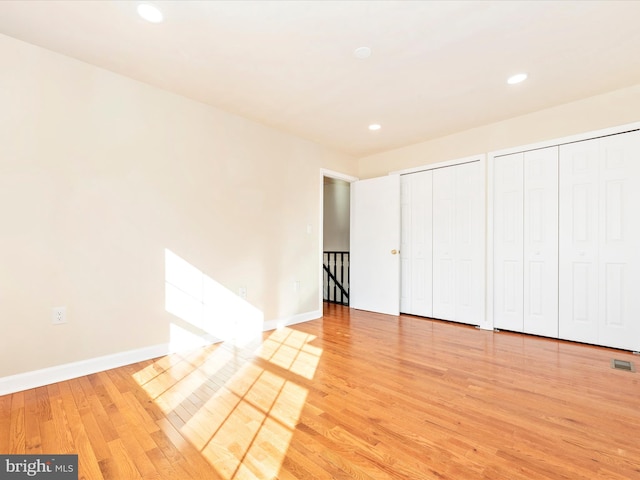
[523,148,558,337]
[559,139,599,344]
[400,171,433,316]
[493,147,558,336]
[559,131,640,351]
[433,161,483,325]
[493,153,524,331]
[597,132,640,350]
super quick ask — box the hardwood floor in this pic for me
[2,304,640,479]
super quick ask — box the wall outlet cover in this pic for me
[52,306,67,325]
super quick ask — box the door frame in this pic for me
[318,169,359,312]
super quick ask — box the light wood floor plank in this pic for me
[0,394,12,453]
[23,387,42,454]
[8,391,25,454]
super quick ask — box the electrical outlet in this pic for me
[52,306,67,325]
[293,281,301,293]
[238,287,247,299]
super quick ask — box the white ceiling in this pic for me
[1,0,640,157]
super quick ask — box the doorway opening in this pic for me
[319,170,357,310]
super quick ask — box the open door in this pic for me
[350,175,401,316]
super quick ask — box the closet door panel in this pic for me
[400,176,412,313]
[413,171,433,317]
[400,171,433,316]
[493,153,524,331]
[597,131,640,351]
[523,147,559,338]
[433,162,483,324]
[455,161,483,325]
[559,139,599,344]
[433,167,456,321]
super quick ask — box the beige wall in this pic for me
[358,83,640,178]
[0,34,356,378]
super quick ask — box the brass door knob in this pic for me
[391,249,398,255]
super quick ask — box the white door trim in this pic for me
[390,154,484,176]
[488,121,640,159]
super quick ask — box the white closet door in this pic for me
[559,138,601,344]
[597,131,640,351]
[400,171,433,316]
[493,153,524,331]
[455,161,484,325]
[433,162,483,325]
[523,147,558,337]
[433,166,456,321]
[400,176,412,313]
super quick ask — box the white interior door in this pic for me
[493,148,559,337]
[559,138,600,344]
[432,166,456,320]
[433,161,483,325]
[560,132,640,350]
[523,147,558,337]
[350,175,401,316]
[596,131,640,351]
[454,161,484,325]
[400,175,412,314]
[493,153,524,331]
[400,171,433,316]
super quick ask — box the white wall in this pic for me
[323,179,350,252]
[358,83,640,178]
[0,34,357,379]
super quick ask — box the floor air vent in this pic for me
[610,359,635,372]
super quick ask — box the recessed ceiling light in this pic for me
[137,3,163,23]
[368,124,381,131]
[507,73,528,85]
[354,47,372,59]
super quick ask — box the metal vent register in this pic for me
[610,359,635,372]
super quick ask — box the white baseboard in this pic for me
[0,343,172,397]
[0,309,322,396]
[263,309,322,331]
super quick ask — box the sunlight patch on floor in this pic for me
[131,250,325,478]
[256,328,322,380]
[135,324,321,479]
[193,328,319,479]
[133,344,236,414]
